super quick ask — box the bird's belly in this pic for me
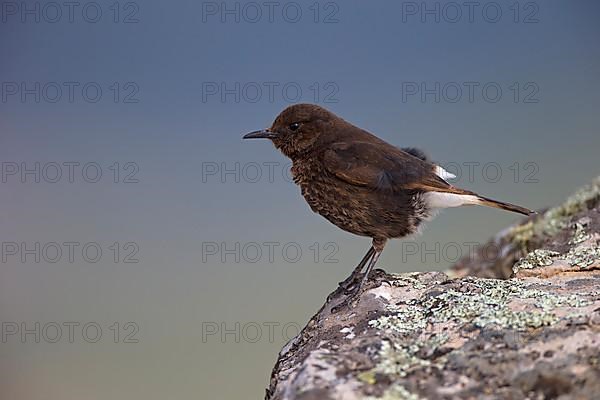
[298,177,427,240]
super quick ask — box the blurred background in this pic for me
[1,1,599,399]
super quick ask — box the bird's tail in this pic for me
[475,195,535,216]
[425,189,535,216]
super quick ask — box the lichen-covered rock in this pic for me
[266,178,600,400]
[451,176,600,279]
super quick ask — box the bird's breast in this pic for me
[290,158,345,216]
[289,158,426,239]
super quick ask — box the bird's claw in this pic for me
[338,274,359,290]
[330,276,368,313]
[330,303,345,313]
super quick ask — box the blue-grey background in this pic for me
[1,1,599,399]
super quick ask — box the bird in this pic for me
[243,104,534,298]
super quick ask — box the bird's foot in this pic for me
[328,277,357,302]
[337,272,361,292]
[339,277,362,295]
[342,282,358,295]
[339,268,372,293]
[330,275,369,313]
[330,291,361,313]
[330,303,345,313]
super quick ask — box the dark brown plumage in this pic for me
[243,104,534,296]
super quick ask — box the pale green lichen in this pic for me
[373,278,591,333]
[368,301,428,335]
[422,280,566,330]
[510,176,600,250]
[512,240,600,274]
[363,276,592,389]
[388,272,428,289]
[564,245,600,268]
[513,214,600,274]
[570,220,592,245]
[357,370,377,385]
[374,340,433,377]
[513,249,561,272]
[364,384,423,400]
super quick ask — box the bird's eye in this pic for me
[289,122,301,131]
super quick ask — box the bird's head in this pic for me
[243,103,339,158]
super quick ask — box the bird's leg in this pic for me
[353,239,387,294]
[354,250,381,293]
[331,240,386,313]
[338,246,375,291]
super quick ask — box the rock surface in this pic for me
[266,177,600,400]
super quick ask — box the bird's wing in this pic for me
[323,141,470,195]
[400,147,429,161]
[400,147,457,180]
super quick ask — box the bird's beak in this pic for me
[243,129,277,139]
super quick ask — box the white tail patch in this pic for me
[425,192,480,209]
[434,165,456,180]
